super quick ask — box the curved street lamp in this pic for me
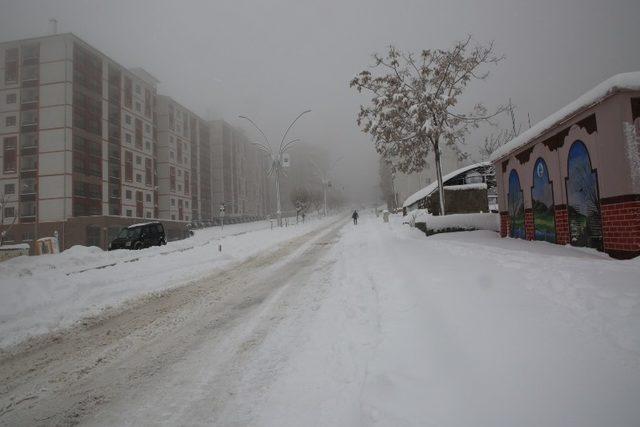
[239,110,311,227]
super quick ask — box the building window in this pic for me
[178,184,182,192]
[20,154,37,171]
[168,104,175,130]
[5,116,16,127]
[170,151,175,160]
[3,136,17,173]
[21,177,36,193]
[145,140,151,151]
[21,65,38,82]
[6,93,16,104]
[144,158,152,186]
[125,114,132,125]
[177,169,182,177]
[125,189,132,199]
[145,123,151,133]
[170,166,176,191]
[171,198,175,206]
[21,110,38,126]
[125,133,132,144]
[136,155,142,165]
[3,206,15,218]
[4,183,15,194]
[135,102,141,112]
[126,209,132,217]
[21,87,38,103]
[4,48,18,84]
[22,231,34,242]
[135,84,141,94]
[177,142,182,164]
[184,172,190,196]
[171,214,175,220]
[145,193,151,203]
[20,200,36,217]
[135,118,143,149]
[136,173,142,183]
[22,44,39,60]
[146,211,151,218]
[125,150,133,181]
[20,133,37,149]
[124,76,132,109]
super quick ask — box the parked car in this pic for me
[108,222,166,250]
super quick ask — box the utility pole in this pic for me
[310,157,341,217]
[239,110,311,227]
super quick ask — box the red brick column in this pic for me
[500,211,510,237]
[601,195,640,259]
[554,205,570,245]
[524,209,535,240]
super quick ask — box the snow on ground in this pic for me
[0,215,334,350]
[245,213,640,426]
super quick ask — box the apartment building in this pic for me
[210,119,271,221]
[0,33,187,250]
[156,96,196,222]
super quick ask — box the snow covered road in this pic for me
[1,212,639,426]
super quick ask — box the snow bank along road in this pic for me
[2,213,640,426]
[0,216,346,425]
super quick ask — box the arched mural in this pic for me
[531,158,556,242]
[566,141,603,250]
[508,169,525,239]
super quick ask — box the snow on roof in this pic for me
[402,162,491,208]
[127,221,161,229]
[445,182,487,191]
[490,72,640,162]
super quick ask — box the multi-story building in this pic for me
[156,96,195,222]
[210,119,271,221]
[0,33,187,250]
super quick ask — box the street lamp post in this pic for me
[239,110,311,227]
[310,157,341,217]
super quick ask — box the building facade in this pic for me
[492,73,640,259]
[0,33,273,251]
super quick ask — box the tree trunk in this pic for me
[433,141,446,216]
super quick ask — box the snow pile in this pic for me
[402,161,491,207]
[444,182,487,191]
[491,71,640,162]
[250,214,640,426]
[412,209,499,232]
[0,217,336,350]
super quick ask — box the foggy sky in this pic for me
[1,0,639,204]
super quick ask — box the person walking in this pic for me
[352,210,359,225]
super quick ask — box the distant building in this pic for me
[0,33,273,250]
[491,72,640,259]
[402,162,496,215]
[209,120,270,221]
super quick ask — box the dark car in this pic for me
[108,222,166,250]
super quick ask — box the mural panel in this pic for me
[508,169,525,239]
[566,141,603,250]
[531,158,556,242]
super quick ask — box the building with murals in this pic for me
[491,72,640,259]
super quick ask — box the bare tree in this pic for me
[350,36,504,214]
[480,99,523,160]
[0,192,18,246]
